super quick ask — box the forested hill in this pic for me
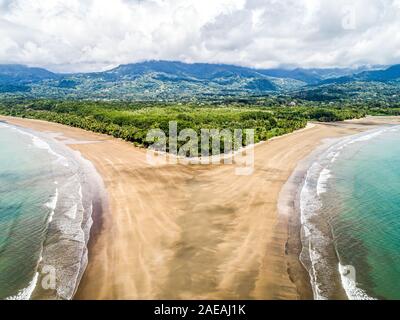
[0,61,396,101]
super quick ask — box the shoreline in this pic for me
[299,123,400,300]
[280,118,400,300]
[279,135,348,300]
[0,120,108,300]
[1,115,399,300]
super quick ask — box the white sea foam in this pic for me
[300,126,397,300]
[10,188,59,300]
[300,161,331,300]
[1,121,103,300]
[338,264,376,300]
[6,272,39,300]
[45,189,59,223]
[1,123,69,167]
[317,168,332,196]
[0,122,13,129]
[65,203,78,220]
[310,246,328,300]
[31,135,69,167]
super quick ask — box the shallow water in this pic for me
[0,122,101,300]
[327,126,400,300]
[300,125,400,300]
[0,123,58,299]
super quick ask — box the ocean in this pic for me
[0,121,104,300]
[300,124,400,300]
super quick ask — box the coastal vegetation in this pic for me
[1,62,399,152]
[0,99,370,151]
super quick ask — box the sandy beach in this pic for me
[1,115,399,300]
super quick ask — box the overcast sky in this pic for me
[0,0,399,72]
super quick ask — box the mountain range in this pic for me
[0,60,399,101]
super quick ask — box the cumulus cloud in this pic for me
[0,0,399,72]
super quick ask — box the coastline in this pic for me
[1,115,399,300]
[0,119,108,299]
[279,135,349,300]
[280,116,400,300]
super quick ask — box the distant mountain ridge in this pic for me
[0,64,57,82]
[98,60,379,84]
[320,64,400,84]
[0,61,397,100]
[0,64,59,93]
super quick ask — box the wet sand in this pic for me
[1,115,398,300]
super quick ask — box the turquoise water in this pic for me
[0,122,100,300]
[328,126,400,299]
[0,123,57,299]
[300,125,400,300]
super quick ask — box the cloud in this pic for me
[0,0,399,72]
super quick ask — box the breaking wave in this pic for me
[299,126,400,300]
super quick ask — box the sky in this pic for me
[0,0,400,72]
